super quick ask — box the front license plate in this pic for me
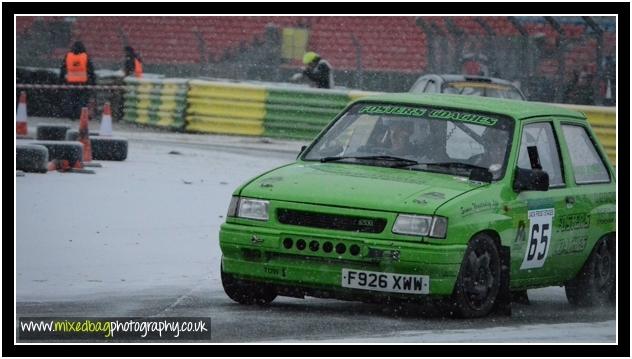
[341,268,429,294]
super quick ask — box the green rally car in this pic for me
[219,93,616,318]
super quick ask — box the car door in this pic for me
[555,121,615,279]
[507,119,583,287]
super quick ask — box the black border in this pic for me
[6,2,630,357]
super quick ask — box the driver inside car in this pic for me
[387,120,416,157]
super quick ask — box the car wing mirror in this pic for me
[469,167,493,183]
[513,167,550,192]
[297,145,307,159]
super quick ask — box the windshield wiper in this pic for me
[410,162,494,182]
[420,162,489,171]
[320,155,418,166]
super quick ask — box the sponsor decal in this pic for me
[554,235,588,256]
[359,105,427,117]
[428,109,498,126]
[556,213,591,233]
[460,200,500,217]
[358,105,500,126]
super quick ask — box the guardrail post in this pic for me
[351,33,364,89]
[582,16,605,106]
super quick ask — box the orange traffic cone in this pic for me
[47,159,71,172]
[78,107,93,162]
[47,158,94,173]
[99,102,113,136]
[16,91,28,135]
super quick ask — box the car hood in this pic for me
[240,162,486,214]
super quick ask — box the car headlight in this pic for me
[227,196,269,221]
[393,214,447,239]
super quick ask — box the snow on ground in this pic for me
[16,137,292,301]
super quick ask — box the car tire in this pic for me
[565,235,615,307]
[36,124,71,141]
[450,233,501,318]
[221,264,276,305]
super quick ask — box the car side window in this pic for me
[561,124,610,184]
[517,122,565,187]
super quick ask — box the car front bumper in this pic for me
[219,222,467,299]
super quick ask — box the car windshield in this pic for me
[303,103,514,180]
[443,81,525,100]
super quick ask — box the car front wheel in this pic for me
[450,234,501,318]
[221,264,277,305]
[565,235,615,307]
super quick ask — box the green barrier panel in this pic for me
[266,89,350,108]
[262,87,351,139]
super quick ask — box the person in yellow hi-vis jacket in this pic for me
[290,51,334,89]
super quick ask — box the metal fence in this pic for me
[16,16,616,105]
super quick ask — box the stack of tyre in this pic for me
[16,124,128,173]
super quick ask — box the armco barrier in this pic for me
[264,88,351,140]
[186,81,267,136]
[124,77,615,165]
[123,77,188,130]
[185,80,378,141]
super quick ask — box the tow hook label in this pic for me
[264,266,287,277]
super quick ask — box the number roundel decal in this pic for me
[521,208,555,270]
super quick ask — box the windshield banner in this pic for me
[359,105,499,126]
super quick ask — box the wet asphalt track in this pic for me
[16,129,616,343]
[16,282,616,343]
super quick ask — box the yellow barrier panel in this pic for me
[186,80,267,135]
[348,90,383,101]
[188,81,266,102]
[187,115,264,135]
[188,98,265,119]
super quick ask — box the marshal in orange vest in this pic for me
[134,58,143,78]
[65,52,88,83]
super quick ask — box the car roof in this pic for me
[433,74,516,86]
[356,93,586,121]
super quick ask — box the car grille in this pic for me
[277,209,387,233]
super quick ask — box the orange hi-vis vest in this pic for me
[65,52,88,83]
[134,58,143,78]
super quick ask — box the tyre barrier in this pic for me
[30,141,84,167]
[64,129,100,141]
[36,124,71,141]
[65,130,128,161]
[16,144,49,173]
[90,137,128,161]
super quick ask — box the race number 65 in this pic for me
[521,208,555,270]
